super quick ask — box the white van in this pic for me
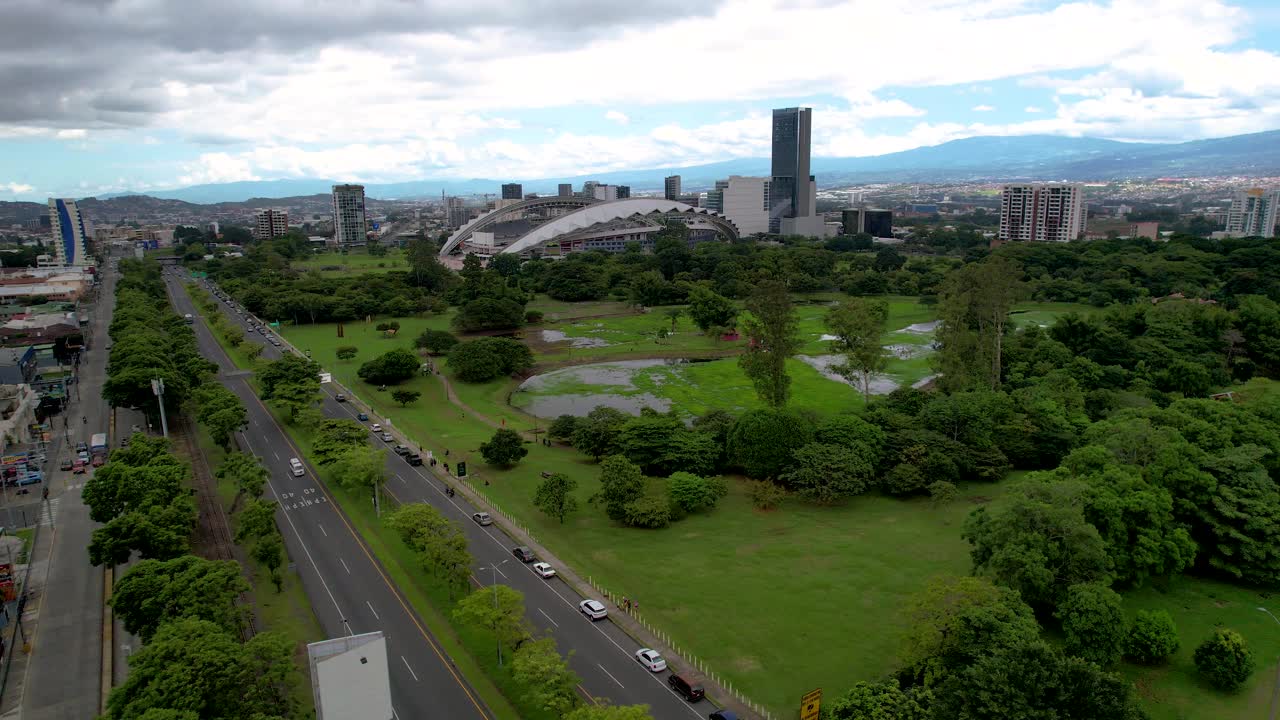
[289,458,305,477]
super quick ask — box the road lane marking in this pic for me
[272,450,280,461]
[597,664,625,689]
[539,608,559,628]
[367,601,380,620]
[401,655,419,682]
[319,524,328,537]
[339,557,350,574]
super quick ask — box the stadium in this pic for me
[437,197,740,259]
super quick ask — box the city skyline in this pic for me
[2,0,1280,201]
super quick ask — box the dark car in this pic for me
[392,445,410,456]
[335,394,346,402]
[668,673,705,702]
[357,412,369,421]
[709,712,738,720]
[75,442,88,453]
[405,454,423,466]
[60,457,72,471]
[513,546,535,563]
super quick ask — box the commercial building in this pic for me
[558,184,573,197]
[1129,221,1161,241]
[704,176,770,235]
[998,184,1087,243]
[253,208,289,240]
[589,184,620,201]
[1225,188,1279,237]
[446,197,471,230]
[769,107,815,234]
[501,183,523,200]
[842,208,894,238]
[331,184,368,245]
[47,198,91,266]
[616,185,631,200]
[665,175,681,201]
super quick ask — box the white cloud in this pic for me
[972,104,996,112]
[54,129,87,140]
[1,182,35,194]
[605,110,630,125]
[1024,106,1044,113]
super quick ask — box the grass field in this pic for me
[292,249,412,276]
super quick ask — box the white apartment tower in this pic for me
[1226,188,1280,237]
[253,208,289,240]
[331,184,368,245]
[703,176,770,235]
[998,184,1087,243]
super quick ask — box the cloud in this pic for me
[972,104,996,112]
[1025,106,1044,113]
[605,110,630,125]
[1,182,35,195]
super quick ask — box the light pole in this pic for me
[1258,606,1280,720]
[486,559,510,666]
[150,378,169,438]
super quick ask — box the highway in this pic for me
[165,274,714,718]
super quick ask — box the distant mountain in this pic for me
[90,129,1280,203]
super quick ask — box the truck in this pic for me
[90,432,108,467]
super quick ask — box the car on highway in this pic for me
[371,423,382,432]
[709,711,739,720]
[75,442,88,453]
[335,393,346,402]
[392,445,410,455]
[635,648,667,673]
[357,412,369,421]
[472,512,492,526]
[513,546,535,562]
[667,673,705,702]
[579,599,608,621]
[131,424,141,433]
[270,338,282,347]
[379,432,392,442]
[289,458,305,477]
[60,457,72,471]
[72,460,87,474]
[405,453,423,466]
[532,562,556,579]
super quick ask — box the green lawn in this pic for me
[292,249,411,276]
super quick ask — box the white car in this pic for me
[380,432,393,442]
[635,648,667,673]
[371,423,382,432]
[532,562,556,579]
[579,599,608,621]
[289,458,305,477]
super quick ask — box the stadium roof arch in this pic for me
[438,195,598,256]
[439,197,740,257]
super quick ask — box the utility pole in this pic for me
[487,559,510,666]
[151,378,169,438]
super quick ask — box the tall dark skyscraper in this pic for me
[501,183,523,200]
[769,107,813,233]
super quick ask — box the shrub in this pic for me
[1056,582,1126,667]
[1194,628,1255,691]
[727,408,814,479]
[415,329,459,355]
[448,338,534,383]
[883,463,927,494]
[748,480,786,510]
[1126,610,1179,665]
[623,496,671,529]
[357,348,420,385]
[548,415,580,441]
[928,480,958,507]
[525,310,544,324]
[666,472,728,514]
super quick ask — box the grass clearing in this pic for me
[293,249,412,276]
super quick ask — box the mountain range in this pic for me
[73,128,1280,204]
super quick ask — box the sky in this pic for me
[2,0,1280,201]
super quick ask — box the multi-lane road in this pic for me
[163,274,716,719]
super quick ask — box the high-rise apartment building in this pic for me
[501,183,523,200]
[582,181,599,199]
[253,208,289,240]
[47,198,91,266]
[998,184,1087,243]
[590,184,619,201]
[558,184,573,197]
[1226,188,1280,237]
[842,209,893,238]
[664,175,681,201]
[704,176,770,235]
[769,107,814,233]
[446,197,470,230]
[616,186,630,200]
[331,184,368,245]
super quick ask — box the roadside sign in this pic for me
[456,461,467,478]
[800,688,822,720]
[318,372,332,384]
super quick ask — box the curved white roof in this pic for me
[499,198,739,255]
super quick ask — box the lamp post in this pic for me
[1258,606,1280,720]
[150,378,169,438]
[486,559,510,666]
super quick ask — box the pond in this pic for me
[512,359,684,417]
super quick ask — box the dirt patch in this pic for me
[736,544,762,556]
[733,656,763,673]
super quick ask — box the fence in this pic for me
[584,573,776,720]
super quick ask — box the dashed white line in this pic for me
[401,655,419,682]
[538,608,560,628]
[339,557,350,574]
[366,600,380,620]
[597,664,625,689]
[318,524,328,537]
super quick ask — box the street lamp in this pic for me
[486,559,510,666]
[1258,607,1280,720]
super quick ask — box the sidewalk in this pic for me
[0,501,53,719]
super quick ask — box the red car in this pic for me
[72,461,87,474]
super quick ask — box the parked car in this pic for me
[335,394,346,402]
[668,673,705,702]
[60,457,72,471]
[380,432,393,442]
[72,460,87,474]
[405,454,423,466]
[371,423,382,432]
[513,546,535,563]
[709,711,739,720]
[532,562,556,579]
[357,412,369,421]
[635,648,667,673]
[75,442,88,453]
[16,471,43,486]
[579,599,608,621]
[392,445,410,456]
[472,512,492,526]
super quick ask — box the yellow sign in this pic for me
[800,688,822,720]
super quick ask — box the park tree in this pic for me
[453,585,531,656]
[1194,628,1255,691]
[110,556,249,642]
[452,297,526,332]
[571,406,629,460]
[312,418,369,465]
[416,329,459,355]
[252,533,285,592]
[1126,609,1180,664]
[332,447,388,513]
[781,442,875,503]
[826,681,927,720]
[269,379,320,424]
[564,704,654,720]
[665,472,727,514]
[727,408,814,479]
[386,503,473,597]
[738,280,800,406]
[357,348,421,385]
[336,345,358,361]
[548,415,581,441]
[480,428,528,466]
[935,255,1022,391]
[406,237,455,292]
[826,298,889,402]
[533,472,579,524]
[596,455,645,523]
[194,384,247,450]
[614,412,719,476]
[215,452,268,511]
[392,389,422,407]
[622,495,671,528]
[510,637,582,716]
[103,618,296,720]
[1056,582,1127,666]
[686,286,738,332]
[257,353,321,399]
[814,414,886,462]
[448,338,534,383]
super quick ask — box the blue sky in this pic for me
[3,0,1280,201]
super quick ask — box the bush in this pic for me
[452,297,525,332]
[415,329,458,355]
[1194,628,1255,691]
[525,310,544,324]
[548,415,580,441]
[748,480,786,510]
[448,338,534,383]
[1126,610,1179,665]
[356,348,420,385]
[666,472,727,514]
[727,408,814,479]
[1056,582,1126,667]
[883,463,927,494]
[928,480,958,507]
[623,496,671,529]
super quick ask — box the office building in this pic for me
[616,185,631,200]
[704,176,770,235]
[1129,221,1161,241]
[446,197,470,230]
[558,184,573,197]
[582,181,599,199]
[253,208,289,240]
[664,175,682,201]
[47,198,91,266]
[1226,188,1280,237]
[842,209,893,238]
[501,183,523,200]
[590,184,619,201]
[998,184,1087,243]
[769,107,814,234]
[331,184,368,245]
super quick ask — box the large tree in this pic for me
[533,472,579,524]
[357,348,421,385]
[596,455,645,524]
[738,279,800,407]
[935,255,1022,391]
[453,585,531,656]
[331,447,388,513]
[386,503,472,597]
[479,428,528,467]
[110,556,249,642]
[781,442,875,503]
[726,408,814,480]
[312,418,370,465]
[686,286,738,332]
[510,637,582,716]
[825,298,889,402]
[215,452,268,512]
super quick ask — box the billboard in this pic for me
[307,632,392,720]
